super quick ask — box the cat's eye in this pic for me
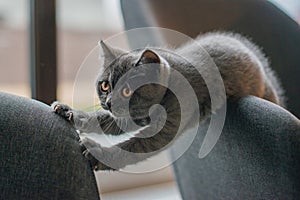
[100,81,110,92]
[122,86,132,98]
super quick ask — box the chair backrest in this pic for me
[171,96,300,199]
[120,0,300,117]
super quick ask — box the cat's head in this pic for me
[96,41,170,122]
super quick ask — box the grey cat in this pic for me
[52,32,284,170]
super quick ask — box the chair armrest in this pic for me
[0,92,100,200]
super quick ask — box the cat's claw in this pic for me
[79,137,99,159]
[51,101,73,122]
[80,138,101,170]
[54,104,61,112]
[68,112,73,121]
[80,137,112,171]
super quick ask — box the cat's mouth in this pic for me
[101,104,127,117]
[113,115,151,127]
[100,103,110,111]
[133,117,151,127]
[113,112,150,126]
[107,107,149,119]
[102,102,151,126]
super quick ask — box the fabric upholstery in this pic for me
[171,96,300,199]
[0,92,100,200]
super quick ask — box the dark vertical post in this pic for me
[30,0,57,104]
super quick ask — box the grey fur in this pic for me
[52,32,284,170]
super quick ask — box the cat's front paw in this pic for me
[80,137,113,171]
[51,101,73,122]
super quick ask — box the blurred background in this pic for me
[0,0,299,103]
[0,0,123,104]
[0,0,299,199]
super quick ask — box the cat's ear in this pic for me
[137,49,170,86]
[137,49,161,65]
[99,40,125,64]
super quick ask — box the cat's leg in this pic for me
[51,102,125,135]
[81,121,178,170]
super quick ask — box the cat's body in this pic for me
[53,32,284,170]
[176,32,284,105]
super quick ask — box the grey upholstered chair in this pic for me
[0,92,100,200]
[121,0,300,199]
